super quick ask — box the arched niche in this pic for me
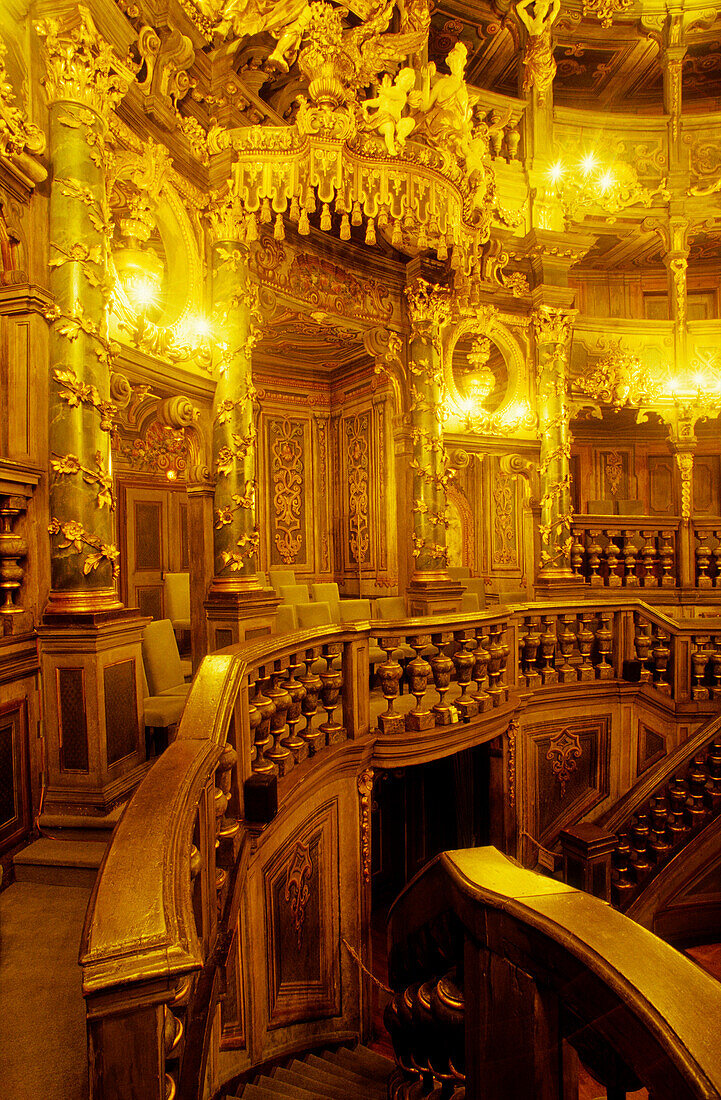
[442,317,528,425]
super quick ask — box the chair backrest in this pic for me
[142,619,186,695]
[296,601,331,629]
[339,598,372,623]
[256,571,268,587]
[275,604,298,633]
[311,582,340,621]
[460,591,480,613]
[279,583,311,604]
[269,568,295,592]
[141,664,150,700]
[163,572,190,623]
[464,577,486,608]
[376,596,408,620]
[448,565,471,581]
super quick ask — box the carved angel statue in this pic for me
[515,0,560,104]
[413,42,473,152]
[196,0,312,70]
[360,67,416,154]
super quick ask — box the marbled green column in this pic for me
[405,279,454,584]
[533,306,576,579]
[208,215,262,593]
[38,15,131,613]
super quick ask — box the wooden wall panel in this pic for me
[263,414,314,572]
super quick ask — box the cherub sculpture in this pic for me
[361,67,416,154]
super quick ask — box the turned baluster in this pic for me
[472,627,491,712]
[498,624,510,702]
[248,694,259,770]
[163,1005,184,1063]
[612,834,635,906]
[712,531,721,587]
[710,638,721,699]
[265,662,293,773]
[640,530,659,587]
[696,530,713,588]
[405,634,434,731]
[648,796,671,858]
[622,530,639,587]
[213,784,229,897]
[319,645,344,745]
[251,674,276,774]
[431,634,456,726]
[216,741,239,841]
[691,638,711,701]
[595,611,613,680]
[667,776,690,838]
[189,843,202,883]
[377,636,405,734]
[282,658,308,763]
[688,755,710,824]
[606,528,622,588]
[298,650,324,754]
[570,528,584,579]
[576,612,595,681]
[452,630,478,721]
[486,624,504,708]
[587,528,603,586]
[538,615,558,685]
[630,813,653,881]
[523,616,542,689]
[633,615,653,684]
[705,740,721,806]
[659,529,676,587]
[557,613,578,682]
[651,627,671,695]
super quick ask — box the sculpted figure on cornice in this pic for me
[515,0,560,104]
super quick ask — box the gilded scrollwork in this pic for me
[284,839,313,949]
[271,418,304,565]
[346,414,370,565]
[357,768,374,884]
[0,41,46,160]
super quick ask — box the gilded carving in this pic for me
[505,717,518,809]
[357,768,374,884]
[284,839,313,949]
[112,421,190,476]
[582,0,632,28]
[546,728,582,797]
[48,517,120,579]
[36,9,134,118]
[604,451,623,498]
[0,41,46,160]
[516,0,560,104]
[492,472,515,566]
[51,451,115,511]
[271,418,304,565]
[576,342,658,409]
[674,450,694,520]
[346,414,370,565]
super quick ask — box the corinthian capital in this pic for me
[531,305,577,345]
[405,278,453,340]
[36,8,133,119]
[206,191,246,245]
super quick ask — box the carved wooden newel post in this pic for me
[36,11,148,814]
[404,277,463,615]
[204,196,278,648]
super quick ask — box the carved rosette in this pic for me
[532,306,576,577]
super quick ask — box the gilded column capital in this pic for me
[206,192,246,246]
[0,42,46,159]
[35,9,133,119]
[531,305,576,346]
[405,278,453,343]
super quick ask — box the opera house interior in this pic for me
[1,0,721,1095]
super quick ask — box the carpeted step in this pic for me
[235,1086,285,1100]
[324,1045,393,1082]
[13,838,108,888]
[302,1052,388,1095]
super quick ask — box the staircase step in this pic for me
[38,804,123,842]
[303,1053,388,1094]
[329,1045,393,1082]
[237,1086,284,1100]
[261,1071,325,1100]
[13,838,108,887]
[274,1064,368,1100]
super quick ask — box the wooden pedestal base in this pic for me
[205,585,281,650]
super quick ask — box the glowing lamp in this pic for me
[114,240,164,316]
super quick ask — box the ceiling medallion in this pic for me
[581,0,633,29]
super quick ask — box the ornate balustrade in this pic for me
[386,846,721,1100]
[571,518,680,588]
[80,598,721,1100]
[694,522,721,588]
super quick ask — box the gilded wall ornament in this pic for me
[604,450,623,498]
[582,0,632,28]
[576,343,657,409]
[346,414,371,565]
[36,9,134,118]
[284,839,313,949]
[492,473,515,566]
[271,417,304,565]
[48,517,120,579]
[505,717,518,809]
[357,768,374,884]
[546,728,582,798]
[0,41,46,160]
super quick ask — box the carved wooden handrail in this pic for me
[388,846,721,1100]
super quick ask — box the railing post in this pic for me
[342,632,370,740]
[678,518,695,590]
[86,998,166,1100]
[560,823,617,901]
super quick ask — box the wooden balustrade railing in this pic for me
[386,847,721,1100]
[80,599,721,1100]
[571,518,680,588]
[694,522,721,588]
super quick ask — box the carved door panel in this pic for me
[124,487,169,620]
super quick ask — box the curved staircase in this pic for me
[232,1046,393,1100]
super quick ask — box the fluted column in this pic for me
[38,12,131,614]
[404,277,462,615]
[204,198,278,646]
[532,305,576,584]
